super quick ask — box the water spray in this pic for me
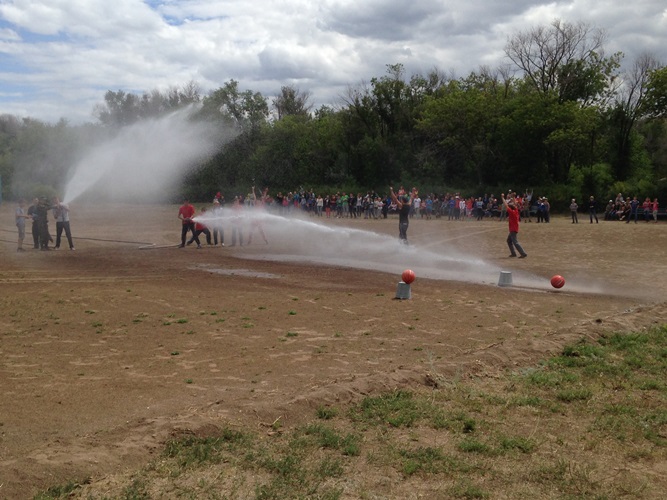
[194,209,560,291]
[62,106,234,204]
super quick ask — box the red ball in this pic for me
[402,269,416,284]
[550,275,565,289]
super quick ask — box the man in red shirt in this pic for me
[502,193,527,258]
[178,198,200,248]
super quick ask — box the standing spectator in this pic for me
[425,196,434,220]
[651,198,659,223]
[324,195,331,218]
[535,198,545,223]
[570,198,579,223]
[465,197,474,220]
[348,193,357,218]
[52,196,75,250]
[211,199,225,246]
[475,197,484,220]
[381,195,390,219]
[412,194,421,218]
[642,197,652,222]
[626,196,640,223]
[390,186,417,244]
[502,193,527,258]
[316,194,323,217]
[515,193,524,218]
[588,196,598,224]
[499,195,507,222]
[247,186,269,245]
[375,196,384,218]
[522,189,533,222]
[178,198,199,248]
[336,193,350,219]
[543,198,551,223]
[458,196,466,221]
[230,196,244,246]
[27,197,40,249]
[447,195,456,220]
[15,198,30,252]
[363,193,373,219]
[275,192,284,214]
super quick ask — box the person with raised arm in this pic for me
[52,196,75,250]
[390,186,417,245]
[501,192,527,258]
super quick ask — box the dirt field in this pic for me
[1,203,667,498]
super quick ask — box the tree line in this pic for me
[1,19,666,208]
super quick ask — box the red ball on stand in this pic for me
[550,275,565,289]
[402,269,416,284]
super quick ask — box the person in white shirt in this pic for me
[52,197,75,250]
[412,196,421,218]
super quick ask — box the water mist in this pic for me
[195,209,573,291]
[63,106,232,204]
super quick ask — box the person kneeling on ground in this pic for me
[187,207,211,248]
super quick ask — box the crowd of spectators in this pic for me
[232,188,547,222]
[209,188,661,224]
[603,194,661,223]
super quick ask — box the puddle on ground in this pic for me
[193,265,280,279]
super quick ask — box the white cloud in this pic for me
[0,0,665,123]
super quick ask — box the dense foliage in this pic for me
[1,20,666,206]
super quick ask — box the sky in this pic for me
[0,0,666,124]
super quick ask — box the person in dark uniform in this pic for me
[27,197,40,249]
[588,196,599,224]
[36,197,53,250]
[390,186,417,245]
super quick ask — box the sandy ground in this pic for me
[1,203,667,498]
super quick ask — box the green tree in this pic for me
[273,85,313,120]
[339,64,444,187]
[249,115,312,187]
[606,55,662,179]
[642,65,667,118]
[0,115,22,199]
[247,108,347,189]
[191,81,270,195]
[505,19,619,105]
[94,82,202,127]
[418,71,512,186]
[8,118,83,197]
[199,80,269,131]
[504,20,620,184]
[95,90,141,127]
